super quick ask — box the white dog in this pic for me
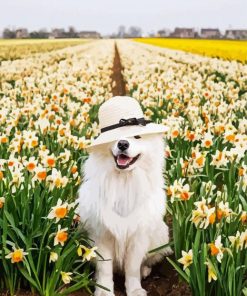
[78,96,170,296]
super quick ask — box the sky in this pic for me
[0,0,246,35]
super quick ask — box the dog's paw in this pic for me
[164,246,173,256]
[141,266,152,279]
[128,288,147,296]
[94,288,115,296]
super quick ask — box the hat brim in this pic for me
[87,123,168,151]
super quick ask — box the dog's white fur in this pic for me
[78,134,170,296]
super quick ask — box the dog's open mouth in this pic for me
[114,154,140,169]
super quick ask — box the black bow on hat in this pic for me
[101,117,152,133]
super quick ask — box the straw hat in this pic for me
[88,96,167,150]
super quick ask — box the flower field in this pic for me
[0,40,114,295]
[0,39,89,61]
[0,39,247,296]
[118,40,247,295]
[134,38,247,63]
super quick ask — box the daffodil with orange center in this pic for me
[216,201,232,221]
[48,199,69,222]
[5,247,28,263]
[24,157,38,172]
[238,165,246,177]
[202,133,213,149]
[47,157,55,168]
[54,225,68,246]
[171,129,179,139]
[211,149,228,168]
[209,236,224,263]
[71,166,77,174]
[83,98,91,103]
[195,155,205,168]
[0,197,5,208]
[225,133,236,143]
[186,130,196,142]
[1,136,8,143]
[191,198,216,229]
[37,171,47,181]
[209,212,216,224]
[180,188,192,201]
[240,211,247,223]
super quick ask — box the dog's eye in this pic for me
[134,135,141,139]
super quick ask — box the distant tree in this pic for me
[127,26,142,38]
[117,25,126,38]
[3,28,16,38]
[68,26,77,38]
[51,28,66,38]
[39,28,49,38]
[30,29,49,39]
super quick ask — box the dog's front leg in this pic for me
[125,235,148,296]
[94,234,114,296]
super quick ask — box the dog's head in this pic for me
[89,133,165,173]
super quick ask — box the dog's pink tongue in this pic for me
[117,155,132,166]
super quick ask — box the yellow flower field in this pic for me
[0,38,89,61]
[134,38,247,63]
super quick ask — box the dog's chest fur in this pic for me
[108,171,148,217]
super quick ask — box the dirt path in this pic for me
[111,43,126,96]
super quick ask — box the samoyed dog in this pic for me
[78,96,170,296]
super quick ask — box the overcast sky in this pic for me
[0,0,246,35]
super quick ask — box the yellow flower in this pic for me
[77,245,98,262]
[5,247,28,263]
[46,168,68,191]
[178,249,193,270]
[49,252,58,263]
[240,229,247,249]
[61,271,73,284]
[205,260,217,283]
[229,231,241,250]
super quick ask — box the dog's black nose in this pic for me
[117,140,129,151]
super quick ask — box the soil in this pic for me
[1,43,192,296]
[0,261,191,296]
[111,44,126,96]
